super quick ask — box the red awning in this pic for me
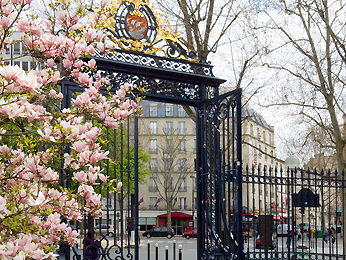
[157,212,193,218]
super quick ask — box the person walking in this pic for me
[83,231,100,260]
[286,230,292,248]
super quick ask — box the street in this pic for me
[67,235,345,260]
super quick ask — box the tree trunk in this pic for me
[167,201,172,227]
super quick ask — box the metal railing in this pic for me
[241,166,346,259]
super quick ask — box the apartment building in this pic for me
[2,31,38,71]
[137,101,281,233]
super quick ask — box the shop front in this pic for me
[157,212,193,235]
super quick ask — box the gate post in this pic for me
[196,104,203,260]
[236,89,244,260]
[134,115,139,259]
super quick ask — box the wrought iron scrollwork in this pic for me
[94,48,215,77]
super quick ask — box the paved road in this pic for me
[64,235,344,260]
[139,236,197,260]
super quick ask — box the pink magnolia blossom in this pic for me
[47,59,55,68]
[71,140,86,153]
[0,17,11,28]
[49,89,56,98]
[73,171,87,183]
[117,182,122,192]
[57,92,63,101]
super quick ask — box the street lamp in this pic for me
[190,175,196,227]
[285,155,300,254]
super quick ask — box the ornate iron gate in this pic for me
[60,0,243,259]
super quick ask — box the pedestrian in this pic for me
[332,228,336,245]
[286,230,292,248]
[83,231,100,260]
[324,228,330,244]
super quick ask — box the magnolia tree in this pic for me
[0,0,139,259]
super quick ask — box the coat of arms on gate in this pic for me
[125,14,148,40]
[94,0,200,61]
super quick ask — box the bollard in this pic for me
[147,240,150,260]
[165,245,169,260]
[173,240,176,260]
[155,243,158,260]
[178,244,182,260]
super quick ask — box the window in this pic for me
[13,42,20,54]
[22,61,29,71]
[263,131,266,142]
[179,197,186,210]
[4,44,10,54]
[149,177,158,191]
[150,197,157,210]
[149,104,158,117]
[22,45,29,54]
[265,147,267,161]
[166,139,173,153]
[179,139,186,152]
[258,145,262,158]
[178,106,186,117]
[149,158,158,172]
[257,127,260,139]
[269,133,272,144]
[192,177,197,191]
[271,150,274,164]
[166,122,173,134]
[165,178,173,191]
[150,121,157,134]
[150,139,157,153]
[179,158,186,172]
[178,122,185,135]
[178,178,186,191]
[166,104,173,117]
[30,61,37,70]
[164,158,173,171]
[250,124,253,135]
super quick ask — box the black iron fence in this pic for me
[242,166,345,259]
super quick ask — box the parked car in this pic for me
[255,235,276,250]
[94,225,114,237]
[183,228,197,239]
[143,227,174,239]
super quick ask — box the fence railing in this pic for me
[241,166,346,259]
